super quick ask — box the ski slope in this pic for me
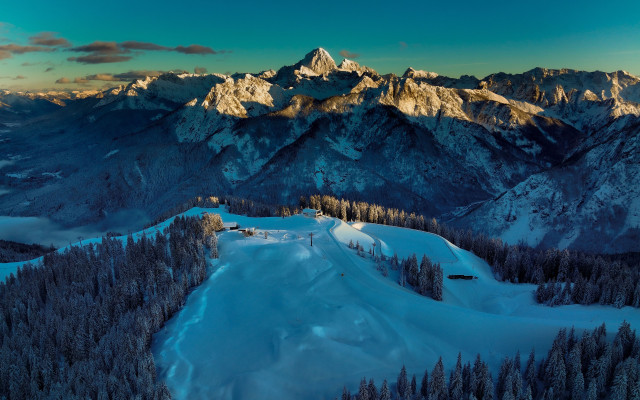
[3,206,638,398]
[150,209,640,400]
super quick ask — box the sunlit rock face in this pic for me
[1,50,639,252]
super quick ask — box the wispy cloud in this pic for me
[0,44,53,55]
[55,77,70,84]
[68,54,133,64]
[194,66,208,74]
[29,32,71,48]
[69,70,167,83]
[67,40,226,64]
[113,70,166,80]
[120,41,170,51]
[175,44,219,55]
[12,75,25,80]
[21,61,55,67]
[45,67,54,72]
[399,41,408,49]
[69,41,122,54]
[339,50,360,59]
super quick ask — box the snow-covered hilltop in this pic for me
[1,48,639,253]
[150,208,640,399]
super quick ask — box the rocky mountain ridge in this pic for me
[1,48,638,253]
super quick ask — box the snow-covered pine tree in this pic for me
[571,371,584,400]
[430,357,448,400]
[391,253,399,271]
[419,255,432,296]
[421,368,429,400]
[611,362,629,400]
[450,353,464,400]
[410,374,417,398]
[379,379,391,400]
[367,378,378,400]
[341,385,351,400]
[397,365,408,399]
[432,263,443,301]
[408,254,419,287]
[358,378,370,400]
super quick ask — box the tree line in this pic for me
[340,321,640,400]
[150,194,639,309]
[0,239,53,263]
[349,240,444,302]
[299,195,640,309]
[0,213,220,399]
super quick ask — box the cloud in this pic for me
[194,66,207,74]
[67,40,225,64]
[0,44,53,54]
[339,50,360,59]
[0,50,10,60]
[12,75,25,80]
[67,41,131,64]
[45,67,54,72]
[84,73,119,81]
[29,32,71,47]
[69,41,124,54]
[174,44,217,55]
[55,77,70,84]
[0,215,110,249]
[113,70,164,80]
[399,41,408,49]
[68,54,133,64]
[120,41,170,51]
[72,70,166,83]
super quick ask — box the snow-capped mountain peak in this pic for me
[298,47,337,75]
[403,67,439,79]
[3,48,639,253]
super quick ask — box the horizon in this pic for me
[2,0,640,91]
[3,47,640,94]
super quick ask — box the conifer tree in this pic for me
[430,357,448,400]
[398,365,408,399]
[358,378,370,400]
[421,368,429,400]
[450,353,464,400]
[368,378,378,400]
[380,380,391,400]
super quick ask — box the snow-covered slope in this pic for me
[2,49,639,252]
[148,209,640,400]
[4,207,637,397]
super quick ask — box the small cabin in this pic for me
[447,274,478,280]
[223,222,239,230]
[303,208,323,218]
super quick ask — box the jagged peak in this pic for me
[403,67,438,79]
[338,58,360,70]
[297,47,337,75]
[258,69,277,79]
[338,58,378,76]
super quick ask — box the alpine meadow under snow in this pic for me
[1,46,640,400]
[150,207,640,400]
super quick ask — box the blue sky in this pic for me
[2,0,639,90]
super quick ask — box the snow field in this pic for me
[2,206,638,399]
[151,211,640,400]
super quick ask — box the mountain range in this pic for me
[1,48,638,253]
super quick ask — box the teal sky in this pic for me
[2,0,640,90]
